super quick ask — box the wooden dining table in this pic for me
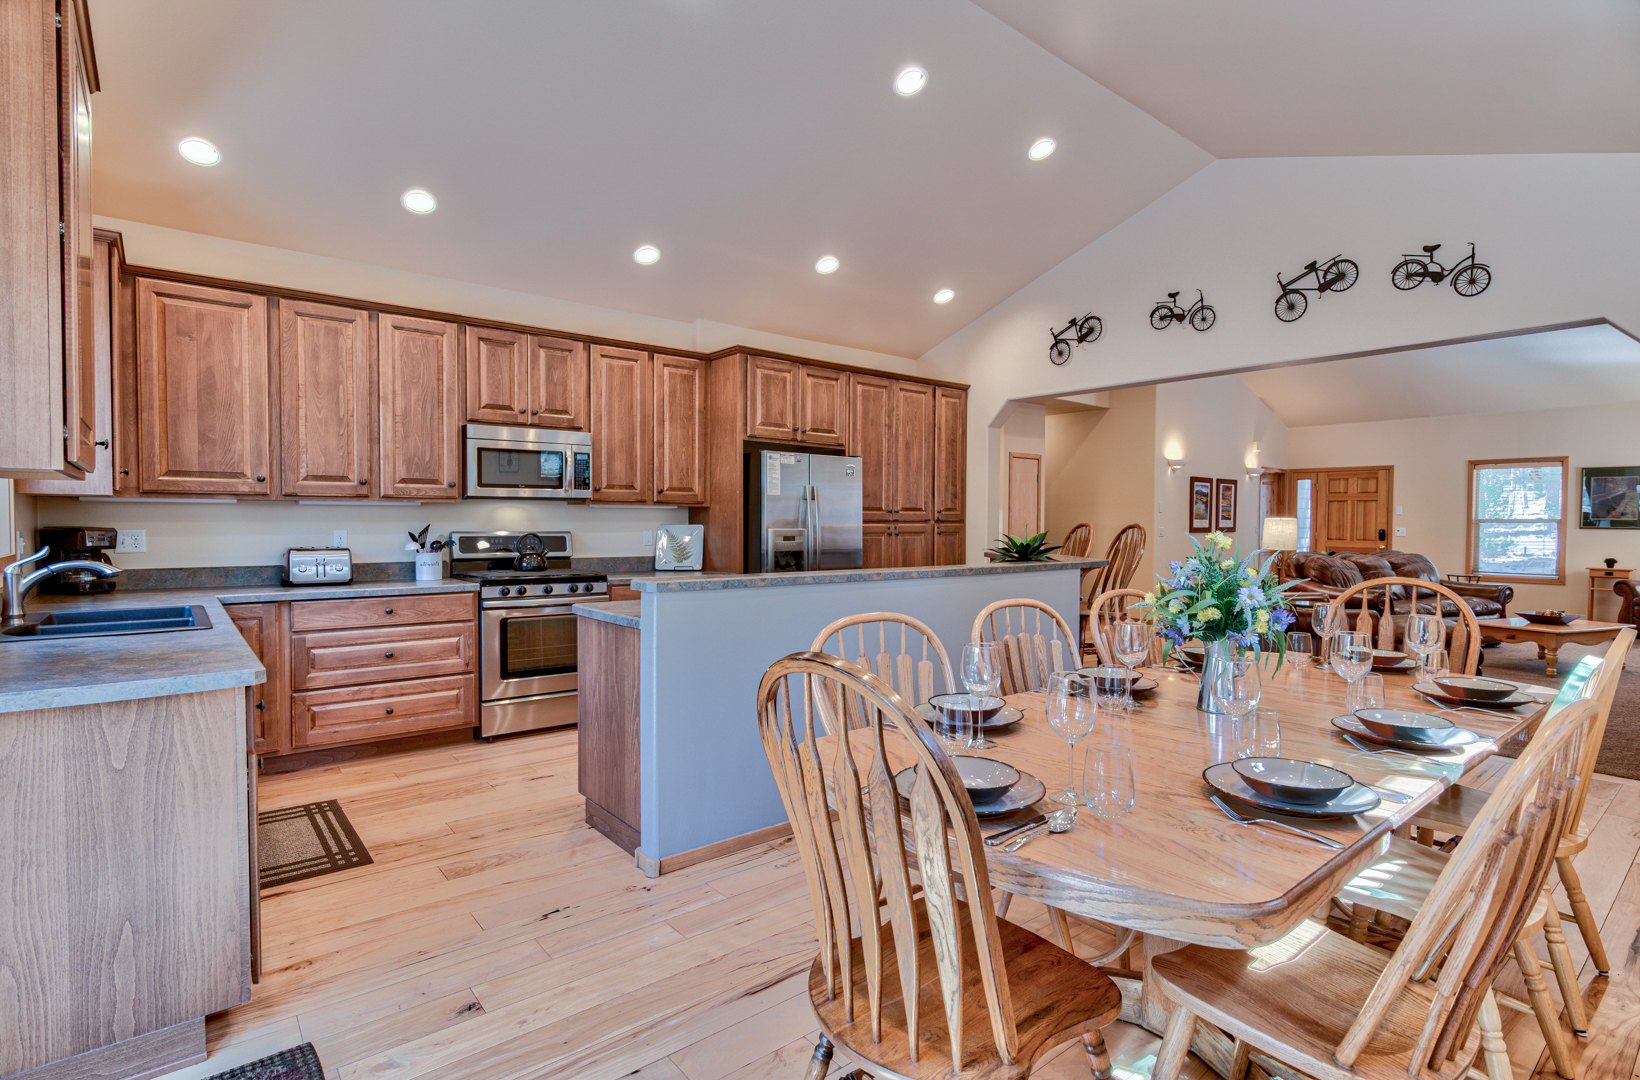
[829,657,1560,1075]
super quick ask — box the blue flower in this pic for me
[1228,630,1258,647]
[1270,608,1296,632]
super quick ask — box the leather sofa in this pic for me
[1278,550,1513,643]
[1618,579,1638,628]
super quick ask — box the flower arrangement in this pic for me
[1135,531,1299,662]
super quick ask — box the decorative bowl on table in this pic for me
[951,756,1020,803]
[1517,610,1582,626]
[1369,649,1419,671]
[927,693,1006,725]
[1231,757,1355,805]
[1431,675,1516,702]
[1076,665,1158,696]
[1353,707,1455,742]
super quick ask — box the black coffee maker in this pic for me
[38,526,119,594]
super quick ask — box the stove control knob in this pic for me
[567,583,579,593]
[499,587,511,597]
[542,584,554,595]
[515,586,528,596]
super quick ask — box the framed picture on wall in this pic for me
[1215,478,1238,532]
[1189,477,1214,533]
[1581,466,1640,529]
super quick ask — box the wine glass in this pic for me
[1233,706,1281,759]
[1113,619,1150,709]
[1213,656,1262,743]
[1285,632,1314,668]
[962,641,1002,750]
[1045,671,1097,805]
[1406,613,1445,682]
[1314,603,1348,664]
[1330,631,1374,707]
[1082,743,1137,819]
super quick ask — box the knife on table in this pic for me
[984,811,1049,846]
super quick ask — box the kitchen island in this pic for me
[573,559,1100,874]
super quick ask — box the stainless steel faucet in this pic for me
[2,546,122,624]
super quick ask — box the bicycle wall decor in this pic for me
[1272,254,1359,322]
[1390,242,1491,296]
[1047,311,1102,365]
[1150,290,1215,331]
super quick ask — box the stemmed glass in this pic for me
[1314,603,1348,664]
[1113,619,1150,709]
[1330,631,1374,711]
[962,641,1002,750]
[1045,671,1097,805]
[1083,744,1137,819]
[1406,613,1445,683]
[1213,656,1262,748]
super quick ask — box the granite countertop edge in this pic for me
[628,559,1105,593]
[573,600,641,628]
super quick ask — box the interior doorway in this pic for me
[1289,467,1394,554]
[1007,452,1042,537]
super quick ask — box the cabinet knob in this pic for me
[385,651,395,658]
[119,469,129,476]
[519,408,527,414]
[95,439,109,448]
[255,700,265,711]
[385,607,394,614]
[531,409,539,415]
[385,707,394,715]
[359,478,369,485]
[256,475,266,483]
[448,481,456,487]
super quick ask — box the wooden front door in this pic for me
[1313,467,1394,554]
[1007,452,1042,538]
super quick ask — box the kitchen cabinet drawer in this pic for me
[608,583,639,602]
[289,591,475,631]
[292,675,475,747]
[291,621,475,689]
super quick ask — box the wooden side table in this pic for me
[1588,566,1635,622]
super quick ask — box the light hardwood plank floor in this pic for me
[147,729,1640,1080]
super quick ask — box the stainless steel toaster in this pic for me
[286,547,353,585]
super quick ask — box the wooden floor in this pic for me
[150,729,1640,1080]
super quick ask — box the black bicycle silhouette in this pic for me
[1150,290,1215,332]
[1048,312,1102,365]
[1391,242,1491,297]
[1273,255,1359,322]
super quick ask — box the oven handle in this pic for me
[483,596,609,611]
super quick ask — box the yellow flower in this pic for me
[1200,606,1222,623]
[1220,559,1235,570]
[1206,531,1232,550]
[1169,599,1184,613]
[1255,610,1270,631]
[1143,591,1156,605]
[1243,567,1257,580]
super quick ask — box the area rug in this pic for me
[1480,637,1640,779]
[204,1043,324,1080]
[257,800,372,890]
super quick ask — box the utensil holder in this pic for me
[415,552,442,581]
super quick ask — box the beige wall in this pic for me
[1044,385,1156,588]
[1288,400,1640,617]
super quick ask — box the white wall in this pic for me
[1289,400,1640,617]
[1043,385,1156,586]
[915,154,1640,562]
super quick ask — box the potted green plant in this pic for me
[985,532,1063,562]
[1606,557,1619,568]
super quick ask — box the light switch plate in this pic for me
[1395,505,1404,515]
[116,529,146,553]
[1159,526,1166,538]
[333,529,347,547]
[1395,527,1407,537]
[642,530,653,546]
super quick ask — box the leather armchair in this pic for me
[1618,579,1639,628]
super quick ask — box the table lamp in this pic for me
[1261,517,1299,552]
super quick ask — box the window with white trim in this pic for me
[1467,458,1567,583]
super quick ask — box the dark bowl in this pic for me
[951,756,1021,803]
[1231,757,1354,805]
[1369,649,1418,670]
[1078,665,1137,693]
[927,693,1006,724]
[1517,610,1582,626]
[1353,708,1455,741]
[1432,676,1517,702]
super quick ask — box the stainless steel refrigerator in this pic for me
[744,451,864,573]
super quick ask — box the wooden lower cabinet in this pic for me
[862,522,891,569]
[292,675,474,748]
[576,614,641,854]
[862,520,943,568]
[935,522,965,566]
[225,602,287,757]
[289,621,475,689]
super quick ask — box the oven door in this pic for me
[482,599,587,700]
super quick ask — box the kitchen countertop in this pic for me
[0,578,481,715]
[606,570,741,587]
[626,559,1105,593]
[574,600,641,628]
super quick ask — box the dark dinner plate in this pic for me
[1411,681,1542,710]
[1331,713,1485,752]
[916,702,1024,731]
[894,765,1047,818]
[1203,761,1381,819]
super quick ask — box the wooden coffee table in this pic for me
[1477,616,1632,676]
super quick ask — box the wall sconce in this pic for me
[1163,440,1186,473]
[1165,457,1187,473]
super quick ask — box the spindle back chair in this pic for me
[972,599,1078,695]
[1061,522,1095,558]
[1085,589,1165,667]
[1330,577,1483,676]
[811,612,956,732]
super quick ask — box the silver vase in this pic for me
[1197,637,1234,715]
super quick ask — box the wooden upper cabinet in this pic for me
[933,386,966,522]
[653,354,708,505]
[890,380,935,520]
[849,373,895,521]
[377,313,460,499]
[745,356,800,440]
[281,299,371,497]
[61,2,96,476]
[530,334,589,430]
[590,345,650,503]
[463,325,529,425]
[137,278,272,495]
[798,366,848,446]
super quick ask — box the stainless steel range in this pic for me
[448,530,607,738]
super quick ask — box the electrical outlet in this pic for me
[116,529,146,553]
[1157,502,1164,515]
[1158,525,1166,538]
[642,530,653,546]
[333,529,347,548]
[1395,527,1407,537]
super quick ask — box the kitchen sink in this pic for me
[1,604,214,640]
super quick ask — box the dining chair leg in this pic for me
[1513,940,1578,1078]
[1558,856,1611,975]
[1226,1038,1252,1080]
[1082,1029,1115,1080]
[996,890,1013,921]
[1542,904,1590,1036]
[1153,1007,1198,1080]
[1477,991,1515,1080]
[1348,904,1370,943]
[804,1035,834,1080]
[1050,906,1075,951]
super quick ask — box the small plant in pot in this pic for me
[985,532,1063,562]
[1606,557,1619,568]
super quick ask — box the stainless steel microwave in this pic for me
[464,424,593,499]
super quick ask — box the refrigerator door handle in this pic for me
[809,484,820,568]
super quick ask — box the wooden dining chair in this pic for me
[972,600,1078,695]
[1079,525,1147,654]
[1331,576,1483,675]
[757,652,1124,1080]
[1061,522,1095,559]
[1085,588,1165,667]
[811,612,957,731]
[1149,695,1598,1080]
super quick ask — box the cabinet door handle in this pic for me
[255,700,265,711]
[531,409,539,415]
[519,408,527,414]
[385,707,394,715]
[94,439,109,448]
[359,478,369,485]
[384,651,395,658]
[448,481,456,487]
[255,475,266,483]
[385,607,394,614]
[119,469,129,476]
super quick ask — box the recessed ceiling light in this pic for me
[815,255,840,275]
[400,188,437,214]
[893,66,927,97]
[633,245,660,265]
[933,289,955,304]
[177,137,221,166]
[1028,138,1057,161]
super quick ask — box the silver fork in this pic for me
[1209,795,1343,849]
